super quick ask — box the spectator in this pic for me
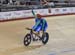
[0,8,1,12]
[47,2,55,7]
[40,0,55,8]
[20,1,25,5]
[0,1,2,5]
[3,1,7,4]
[14,1,20,5]
[0,1,1,3]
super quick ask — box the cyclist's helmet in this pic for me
[36,14,42,19]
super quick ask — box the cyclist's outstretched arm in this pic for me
[32,9,37,18]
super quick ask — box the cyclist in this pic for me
[32,14,48,33]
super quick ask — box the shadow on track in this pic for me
[0,45,43,55]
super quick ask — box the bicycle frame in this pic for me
[26,28,42,41]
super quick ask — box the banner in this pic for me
[0,7,75,21]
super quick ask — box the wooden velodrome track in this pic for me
[0,15,75,55]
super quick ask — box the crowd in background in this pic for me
[0,0,75,12]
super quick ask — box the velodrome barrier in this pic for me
[0,7,75,22]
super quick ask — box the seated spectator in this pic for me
[14,1,20,5]
[47,2,55,7]
[41,0,55,8]
[3,1,8,4]
[20,1,25,5]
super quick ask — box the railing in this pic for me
[0,2,75,12]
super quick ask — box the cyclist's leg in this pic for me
[44,26,47,32]
[32,25,41,32]
[32,25,42,37]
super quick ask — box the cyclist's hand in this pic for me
[25,27,31,30]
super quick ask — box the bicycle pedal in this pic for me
[39,37,42,41]
[33,38,38,41]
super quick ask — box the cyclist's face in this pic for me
[37,15,41,19]
[37,14,41,19]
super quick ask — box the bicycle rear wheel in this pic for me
[42,32,49,45]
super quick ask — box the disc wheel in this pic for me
[42,32,49,45]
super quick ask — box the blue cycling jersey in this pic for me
[32,18,48,32]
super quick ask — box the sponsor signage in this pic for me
[0,7,75,21]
